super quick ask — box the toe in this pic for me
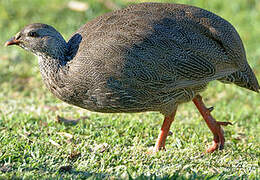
[217,121,232,126]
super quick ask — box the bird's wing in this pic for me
[68,6,239,91]
[115,18,238,90]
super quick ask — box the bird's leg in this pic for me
[192,94,232,153]
[154,107,177,151]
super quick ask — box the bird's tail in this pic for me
[218,64,259,93]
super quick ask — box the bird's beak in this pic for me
[4,37,20,47]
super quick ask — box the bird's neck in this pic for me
[36,45,68,91]
[36,40,68,72]
[38,55,61,72]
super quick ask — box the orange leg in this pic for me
[192,94,232,153]
[154,107,177,151]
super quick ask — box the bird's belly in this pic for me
[64,83,208,115]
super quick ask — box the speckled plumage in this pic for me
[43,2,259,115]
[8,3,259,116]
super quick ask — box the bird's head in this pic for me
[5,23,68,59]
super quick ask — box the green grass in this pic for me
[0,0,259,179]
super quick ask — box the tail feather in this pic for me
[218,66,259,93]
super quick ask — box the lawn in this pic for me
[0,0,259,179]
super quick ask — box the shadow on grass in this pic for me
[130,171,253,180]
[0,166,107,179]
[1,166,253,180]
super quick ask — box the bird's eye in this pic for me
[28,31,38,37]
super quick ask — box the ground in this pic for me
[0,0,259,179]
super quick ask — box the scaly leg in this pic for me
[192,94,232,153]
[154,107,177,151]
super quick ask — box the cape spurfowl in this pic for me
[5,3,259,153]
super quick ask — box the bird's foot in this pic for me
[154,144,166,152]
[146,146,166,154]
[192,94,233,153]
[206,121,232,153]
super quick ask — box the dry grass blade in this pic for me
[49,139,61,147]
[57,132,74,139]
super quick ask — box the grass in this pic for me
[0,0,259,179]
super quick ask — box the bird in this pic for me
[5,2,259,153]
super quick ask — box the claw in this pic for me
[217,121,232,126]
[219,144,224,150]
[207,106,214,112]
